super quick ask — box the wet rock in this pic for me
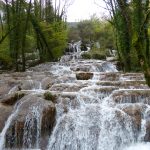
[76,72,93,80]
[121,104,143,131]
[0,92,25,105]
[99,72,120,81]
[97,80,148,89]
[0,83,11,97]
[145,120,150,142]
[71,64,92,72]
[55,92,79,115]
[112,89,150,104]
[50,83,87,92]
[56,76,76,84]
[120,73,145,81]
[5,95,56,149]
[0,104,13,132]
[20,80,41,90]
[41,77,53,90]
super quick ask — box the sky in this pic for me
[66,0,107,22]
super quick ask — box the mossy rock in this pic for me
[44,92,57,103]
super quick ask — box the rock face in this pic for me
[0,104,13,132]
[0,92,25,105]
[5,95,56,149]
[76,72,93,80]
[112,90,150,104]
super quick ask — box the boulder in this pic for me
[5,95,56,149]
[0,92,25,105]
[76,72,93,80]
[41,77,53,90]
[121,104,143,131]
[0,104,13,132]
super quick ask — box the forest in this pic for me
[0,0,150,86]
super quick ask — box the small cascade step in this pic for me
[112,89,150,104]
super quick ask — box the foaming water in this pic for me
[23,105,42,149]
[47,99,135,150]
[124,142,150,150]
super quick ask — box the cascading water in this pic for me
[0,98,30,150]
[46,59,150,149]
[47,87,136,150]
[0,47,150,150]
[23,104,42,149]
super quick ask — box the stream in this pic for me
[0,49,150,149]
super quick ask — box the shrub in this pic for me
[44,92,56,103]
[92,53,106,60]
[81,53,91,59]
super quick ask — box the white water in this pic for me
[8,85,18,94]
[23,104,42,149]
[47,93,136,150]
[46,59,150,150]
[124,142,150,150]
[0,98,30,150]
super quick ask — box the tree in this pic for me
[0,0,69,71]
[102,0,150,86]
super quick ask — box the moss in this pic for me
[44,92,56,103]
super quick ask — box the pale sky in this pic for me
[66,0,107,22]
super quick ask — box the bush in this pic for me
[92,53,106,60]
[81,53,91,59]
[44,92,56,103]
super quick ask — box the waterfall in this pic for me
[47,92,136,150]
[0,99,30,150]
[46,60,150,150]
[1,52,150,149]
[23,104,42,149]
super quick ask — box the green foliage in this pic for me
[44,91,56,103]
[67,26,80,42]
[0,0,68,71]
[81,47,107,60]
[0,37,12,68]
[25,35,36,53]
[92,53,106,60]
[40,21,67,61]
[68,17,115,50]
[81,53,91,59]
